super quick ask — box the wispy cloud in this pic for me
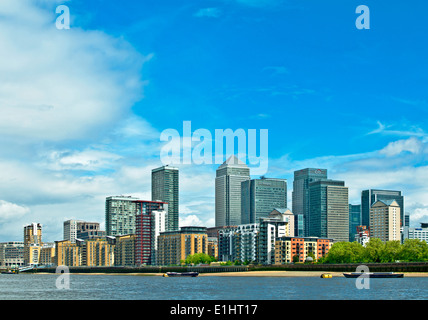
[194,8,221,18]
[368,121,427,138]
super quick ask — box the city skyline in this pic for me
[1,1,428,243]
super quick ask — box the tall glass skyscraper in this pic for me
[349,204,362,242]
[292,168,327,236]
[308,179,349,242]
[152,165,179,231]
[241,177,287,224]
[215,155,250,227]
[361,189,404,229]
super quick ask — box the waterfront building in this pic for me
[207,237,218,260]
[241,177,287,224]
[39,243,55,266]
[215,155,250,227]
[354,225,370,246]
[134,201,168,266]
[157,226,208,266]
[361,189,404,229]
[370,200,401,243]
[55,240,81,267]
[152,165,179,231]
[257,212,292,265]
[408,223,428,243]
[308,179,349,242]
[218,224,259,263]
[113,234,136,266]
[274,237,333,264]
[292,168,327,236]
[349,204,362,242]
[0,242,24,268]
[77,238,115,267]
[105,195,141,236]
[23,223,43,266]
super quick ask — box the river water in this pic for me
[0,273,427,300]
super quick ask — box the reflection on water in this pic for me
[0,274,427,300]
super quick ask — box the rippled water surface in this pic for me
[0,274,427,300]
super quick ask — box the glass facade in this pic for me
[292,168,327,236]
[308,179,349,242]
[361,189,404,229]
[241,178,287,224]
[152,166,179,231]
[215,156,250,227]
[349,204,361,242]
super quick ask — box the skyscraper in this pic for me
[241,177,287,224]
[308,179,349,242]
[292,168,327,236]
[349,204,362,242]
[152,165,179,231]
[215,155,250,227]
[361,189,404,229]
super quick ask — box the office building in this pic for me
[308,179,349,242]
[349,204,362,242]
[241,177,287,224]
[294,214,305,237]
[408,223,428,243]
[370,200,401,243]
[292,168,327,236]
[152,165,179,231]
[0,242,24,267]
[361,189,404,229]
[157,226,208,266]
[215,155,250,227]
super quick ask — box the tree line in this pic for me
[318,238,428,264]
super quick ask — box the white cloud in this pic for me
[379,137,423,157]
[0,200,30,221]
[0,0,151,143]
[179,214,204,227]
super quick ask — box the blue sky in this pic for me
[0,0,428,241]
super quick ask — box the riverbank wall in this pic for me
[22,262,428,274]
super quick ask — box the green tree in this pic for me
[399,239,428,262]
[379,240,401,263]
[185,253,215,265]
[363,238,384,263]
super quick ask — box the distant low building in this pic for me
[354,225,370,247]
[0,242,24,268]
[408,223,428,243]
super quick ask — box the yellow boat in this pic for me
[320,273,332,278]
